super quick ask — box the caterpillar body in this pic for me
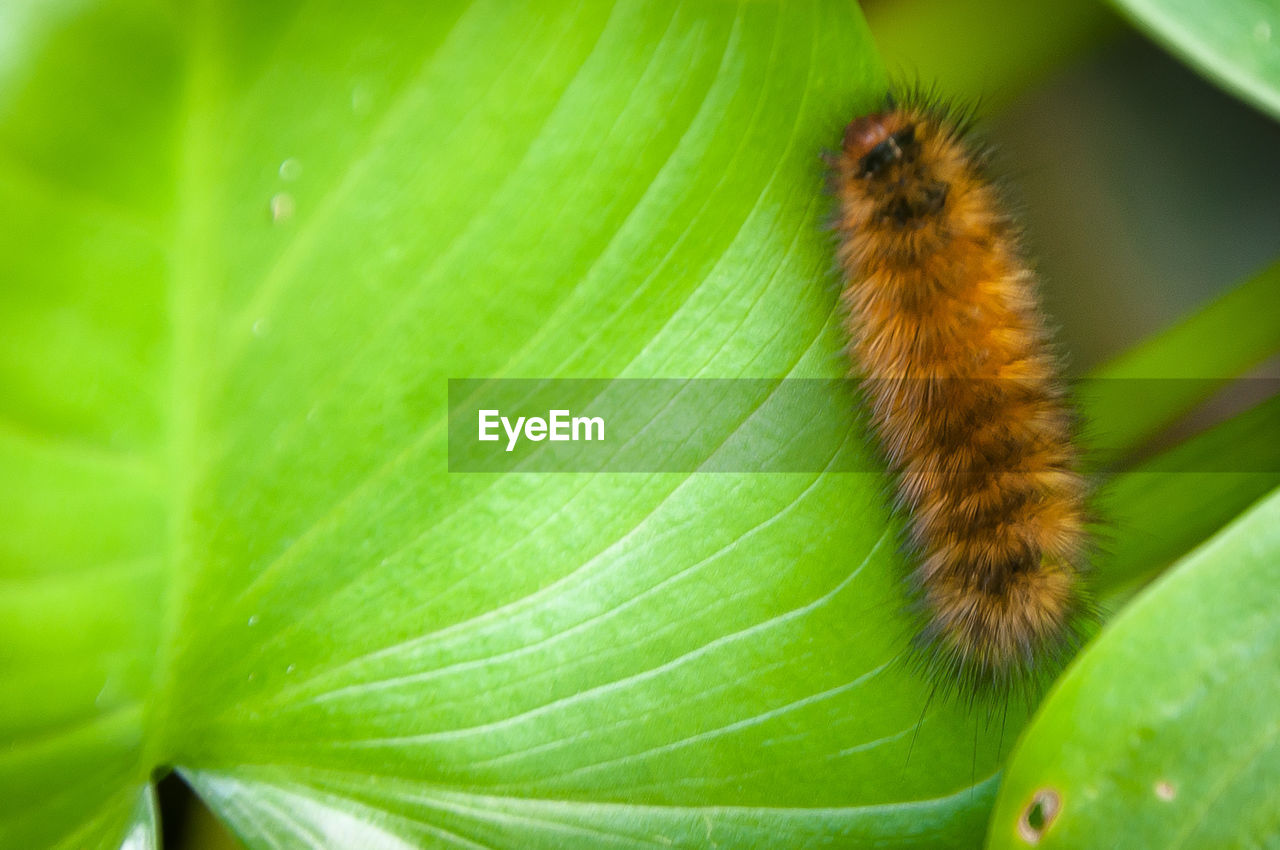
[831,95,1092,700]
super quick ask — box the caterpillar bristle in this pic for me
[830,89,1094,706]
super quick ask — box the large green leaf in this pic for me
[1,1,1034,847]
[988,488,1280,848]
[1109,0,1280,119]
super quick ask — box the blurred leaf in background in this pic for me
[1110,0,1280,119]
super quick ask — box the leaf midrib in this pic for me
[146,2,225,773]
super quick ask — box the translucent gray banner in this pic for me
[447,378,1280,473]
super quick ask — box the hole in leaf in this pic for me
[155,770,238,849]
[1017,788,1061,845]
[155,771,191,849]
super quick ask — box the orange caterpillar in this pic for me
[831,94,1091,700]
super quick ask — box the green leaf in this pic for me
[1,1,1033,847]
[186,767,1002,850]
[1076,258,1280,598]
[987,487,1280,848]
[1082,258,1280,466]
[1093,393,1280,597]
[1108,0,1280,120]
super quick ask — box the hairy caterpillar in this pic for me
[831,93,1092,701]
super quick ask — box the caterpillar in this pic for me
[830,93,1092,702]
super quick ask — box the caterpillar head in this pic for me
[840,111,949,225]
